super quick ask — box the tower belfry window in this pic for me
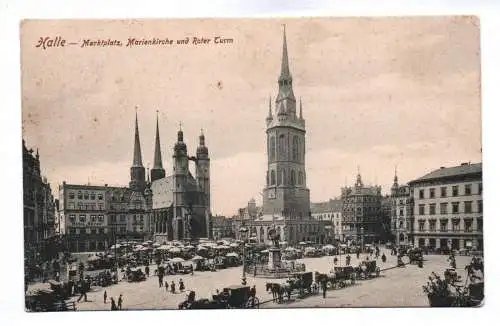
[278,134,286,159]
[269,135,276,161]
[292,136,299,161]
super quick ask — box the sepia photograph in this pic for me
[20,16,483,311]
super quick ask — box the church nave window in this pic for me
[291,170,296,186]
[298,171,303,185]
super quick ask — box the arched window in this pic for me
[278,168,283,185]
[298,171,303,185]
[269,135,276,161]
[278,134,286,160]
[291,170,296,186]
[292,136,299,161]
[271,170,276,185]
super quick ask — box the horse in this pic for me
[265,282,291,303]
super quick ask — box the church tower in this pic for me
[151,111,166,182]
[129,111,146,193]
[262,26,310,219]
[172,124,188,239]
[196,129,210,236]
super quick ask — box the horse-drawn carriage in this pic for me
[357,260,380,279]
[407,248,424,264]
[315,266,356,290]
[178,285,259,309]
[25,284,76,312]
[266,271,315,303]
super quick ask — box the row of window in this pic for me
[417,218,482,232]
[69,214,105,223]
[418,183,482,199]
[267,169,304,186]
[268,134,302,162]
[110,214,144,223]
[68,225,143,235]
[418,200,482,215]
[68,191,104,200]
[67,202,105,210]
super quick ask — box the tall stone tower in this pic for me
[196,129,210,236]
[172,125,188,239]
[129,111,146,193]
[151,112,166,182]
[262,27,311,219]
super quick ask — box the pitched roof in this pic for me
[410,163,482,184]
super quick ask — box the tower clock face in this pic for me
[268,188,276,199]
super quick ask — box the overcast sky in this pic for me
[21,16,481,216]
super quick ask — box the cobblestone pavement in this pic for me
[73,249,471,310]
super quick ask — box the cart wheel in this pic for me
[246,297,259,308]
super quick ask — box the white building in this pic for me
[408,162,483,251]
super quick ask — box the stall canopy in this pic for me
[191,255,205,261]
[170,257,185,263]
[226,252,239,258]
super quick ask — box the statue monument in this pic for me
[267,225,282,270]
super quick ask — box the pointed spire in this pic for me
[268,96,272,117]
[147,164,150,183]
[132,107,143,167]
[177,121,184,142]
[199,128,205,146]
[299,97,303,119]
[153,110,163,169]
[280,24,290,79]
[393,165,399,185]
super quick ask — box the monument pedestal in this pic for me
[268,247,282,270]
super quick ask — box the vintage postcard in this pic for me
[21,16,483,311]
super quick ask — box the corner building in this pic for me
[409,163,483,251]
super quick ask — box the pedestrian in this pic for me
[158,275,163,288]
[118,294,123,310]
[104,290,107,304]
[110,297,117,311]
[179,279,185,292]
[381,253,387,263]
[145,266,150,278]
[321,279,327,298]
[76,281,88,302]
[171,280,176,293]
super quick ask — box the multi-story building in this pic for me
[238,28,324,245]
[341,172,383,244]
[58,113,155,252]
[212,215,235,239]
[23,139,57,263]
[311,199,343,241]
[390,170,414,246]
[408,162,483,251]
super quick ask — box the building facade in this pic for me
[311,199,343,241]
[390,171,414,246]
[212,215,235,240]
[23,140,57,263]
[151,114,211,243]
[238,28,323,245]
[58,113,154,252]
[409,162,483,251]
[341,172,383,244]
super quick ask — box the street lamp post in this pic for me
[360,226,364,252]
[239,224,249,286]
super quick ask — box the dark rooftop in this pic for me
[409,162,482,184]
